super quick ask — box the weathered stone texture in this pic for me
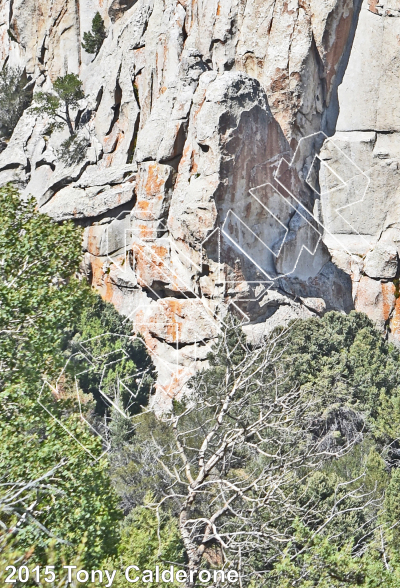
[319,0,400,341]
[2,0,398,399]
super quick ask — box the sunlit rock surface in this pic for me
[1,0,399,401]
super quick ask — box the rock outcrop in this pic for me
[1,0,399,403]
[319,0,400,344]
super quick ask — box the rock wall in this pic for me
[320,0,400,344]
[1,0,398,403]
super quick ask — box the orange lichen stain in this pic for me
[103,131,119,153]
[132,309,145,330]
[382,282,396,321]
[102,153,115,168]
[136,243,168,261]
[135,194,164,221]
[179,143,192,172]
[104,270,117,304]
[166,367,191,398]
[137,200,150,210]
[134,47,146,60]
[324,9,353,94]
[133,316,158,352]
[90,256,105,289]
[368,0,379,13]
[216,2,221,15]
[135,224,154,240]
[143,162,166,196]
[182,142,191,158]
[154,245,169,258]
[190,149,198,174]
[86,228,101,256]
[89,252,125,310]
[391,304,400,343]
[134,244,170,285]
[89,257,114,304]
[135,244,169,265]
[163,299,183,343]
[270,68,288,94]
[143,333,158,354]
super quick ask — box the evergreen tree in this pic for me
[108,495,184,588]
[0,184,88,387]
[82,13,107,56]
[0,184,123,568]
[279,311,400,449]
[120,314,400,586]
[0,381,123,569]
[31,73,84,137]
[0,183,154,570]
[66,296,156,417]
[30,74,89,166]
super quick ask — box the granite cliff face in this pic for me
[0,0,398,403]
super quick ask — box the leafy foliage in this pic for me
[282,312,400,423]
[0,535,94,587]
[65,295,155,417]
[0,382,122,568]
[271,521,400,588]
[0,183,155,571]
[82,13,107,56]
[109,412,175,513]
[0,184,89,388]
[263,312,400,586]
[0,65,32,139]
[109,495,185,588]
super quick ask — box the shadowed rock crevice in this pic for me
[323,0,364,137]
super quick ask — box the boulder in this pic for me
[364,243,398,279]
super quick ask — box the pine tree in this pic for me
[31,73,84,137]
[30,74,88,165]
[82,12,107,56]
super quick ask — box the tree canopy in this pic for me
[0,184,88,387]
[0,184,154,571]
[113,313,400,587]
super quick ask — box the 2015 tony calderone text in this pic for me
[5,564,239,585]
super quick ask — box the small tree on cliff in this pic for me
[31,73,84,137]
[82,12,107,56]
[31,74,90,165]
